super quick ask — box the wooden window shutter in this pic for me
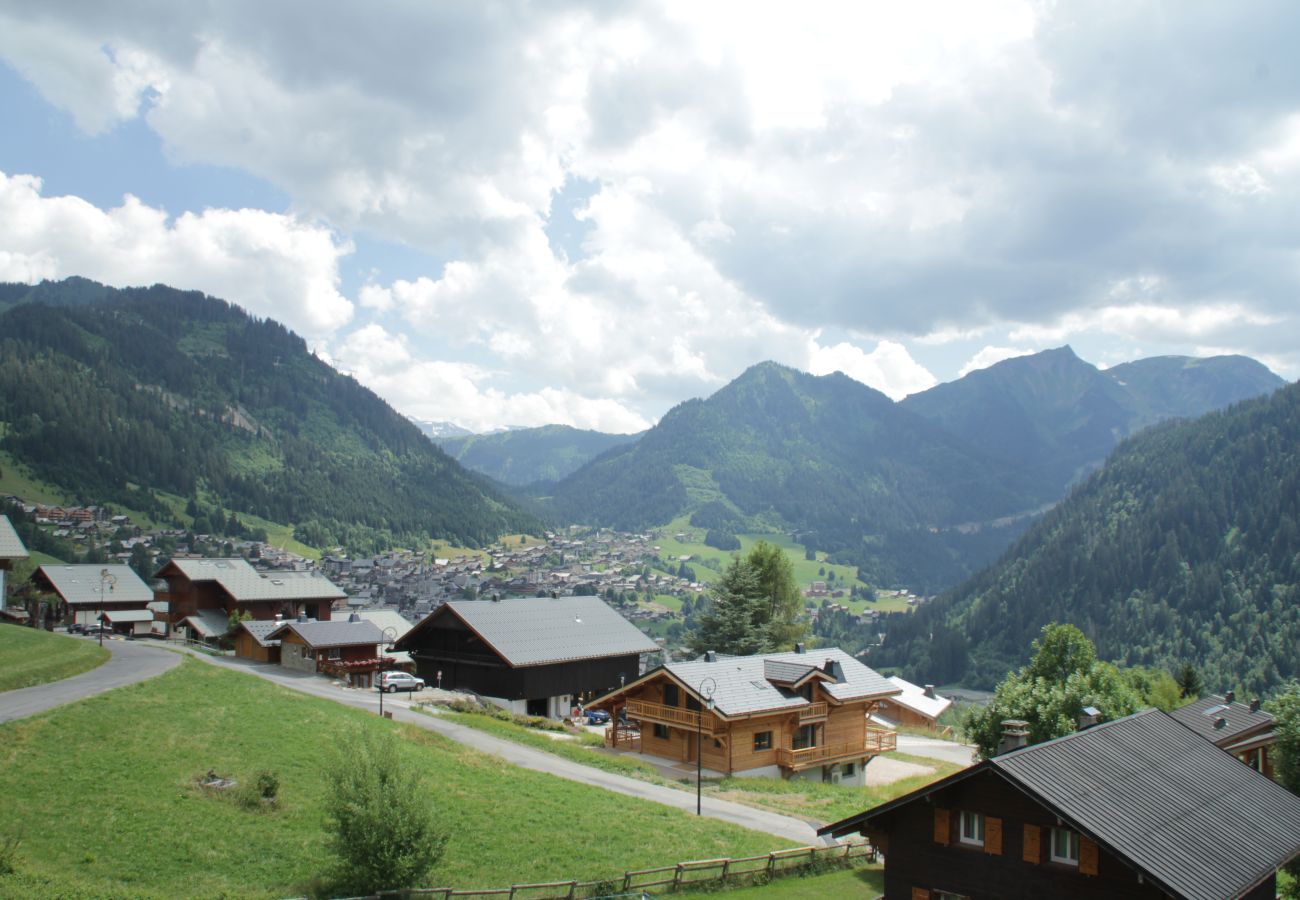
[984,816,1003,855]
[1079,836,1099,876]
[911,888,931,900]
[933,807,950,845]
[1022,824,1041,863]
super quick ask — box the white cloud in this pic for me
[0,171,353,337]
[958,346,1037,377]
[1009,302,1283,346]
[807,339,937,400]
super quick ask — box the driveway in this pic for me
[0,636,180,724]
[895,734,978,767]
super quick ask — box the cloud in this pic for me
[807,339,937,400]
[958,346,1037,377]
[0,170,353,337]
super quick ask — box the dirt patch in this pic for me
[866,756,935,786]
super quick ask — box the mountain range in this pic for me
[434,425,639,486]
[873,378,1300,695]
[0,278,540,550]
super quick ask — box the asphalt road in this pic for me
[896,734,978,766]
[0,636,181,724]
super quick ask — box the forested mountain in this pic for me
[0,278,541,551]
[542,362,1040,591]
[436,425,639,486]
[875,380,1300,695]
[900,346,1285,501]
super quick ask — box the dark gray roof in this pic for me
[238,620,284,648]
[36,564,154,605]
[402,596,658,667]
[1168,694,1274,745]
[162,558,344,601]
[267,619,383,649]
[763,659,821,685]
[819,709,1300,900]
[665,649,897,717]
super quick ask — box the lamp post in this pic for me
[696,676,716,816]
[378,625,398,718]
[98,569,116,647]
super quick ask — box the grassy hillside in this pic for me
[437,424,639,485]
[0,658,790,898]
[0,626,109,691]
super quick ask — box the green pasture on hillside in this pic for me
[0,659,791,899]
[0,625,109,692]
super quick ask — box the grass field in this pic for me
[0,625,110,691]
[679,864,884,897]
[0,659,792,899]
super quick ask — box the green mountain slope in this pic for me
[436,425,640,486]
[876,379,1300,694]
[0,279,541,550]
[901,346,1285,501]
[543,362,1039,591]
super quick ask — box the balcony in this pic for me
[775,727,897,771]
[625,699,721,733]
[798,702,828,723]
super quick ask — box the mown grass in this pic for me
[0,625,109,691]
[678,863,884,897]
[0,659,790,899]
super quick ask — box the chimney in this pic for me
[297,612,308,623]
[822,659,847,683]
[1225,690,1235,703]
[795,642,806,654]
[1077,706,1101,730]
[704,650,717,663]
[997,720,1030,755]
[923,684,936,699]
[1249,698,1261,713]
[274,612,282,622]
[348,612,360,623]
[1214,717,1227,730]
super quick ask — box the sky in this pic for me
[0,1,1297,434]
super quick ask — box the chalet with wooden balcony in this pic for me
[819,709,1300,900]
[32,563,156,634]
[393,595,660,719]
[154,558,345,641]
[264,615,385,688]
[588,646,900,784]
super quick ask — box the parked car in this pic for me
[377,671,425,693]
[585,709,611,726]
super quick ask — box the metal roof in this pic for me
[0,515,28,560]
[102,609,154,623]
[885,675,953,720]
[665,648,898,717]
[267,619,383,648]
[35,564,154,606]
[1168,694,1274,745]
[400,596,658,667]
[181,609,231,639]
[161,558,344,601]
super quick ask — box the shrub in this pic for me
[323,727,448,894]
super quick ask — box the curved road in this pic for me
[0,636,181,724]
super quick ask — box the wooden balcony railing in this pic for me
[606,726,641,751]
[625,699,721,733]
[798,702,828,722]
[775,728,897,771]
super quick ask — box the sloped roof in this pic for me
[821,709,1300,900]
[160,558,344,601]
[1169,694,1274,745]
[663,648,897,717]
[35,564,154,606]
[398,596,658,667]
[238,620,284,648]
[181,609,231,639]
[0,515,28,560]
[267,619,383,649]
[353,609,414,643]
[885,675,952,721]
[102,609,154,623]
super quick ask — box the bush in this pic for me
[323,728,448,894]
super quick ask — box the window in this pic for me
[842,762,855,777]
[753,731,773,751]
[793,724,818,750]
[328,647,342,659]
[653,723,670,740]
[959,811,985,846]
[1050,827,1079,865]
[663,684,679,707]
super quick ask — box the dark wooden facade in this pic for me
[155,563,335,628]
[862,767,1276,900]
[403,611,639,705]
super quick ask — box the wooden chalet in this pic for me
[587,646,900,783]
[819,709,1300,900]
[0,515,30,622]
[1168,692,1277,778]
[233,619,284,663]
[154,558,345,642]
[264,616,386,687]
[874,676,953,730]
[32,564,156,634]
[393,596,659,718]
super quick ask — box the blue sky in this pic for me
[1,2,1297,432]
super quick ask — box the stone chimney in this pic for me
[704,650,717,663]
[795,642,806,654]
[923,684,936,699]
[997,719,1031,755]
[1225,690,1235,703]
[1249,698,1261,713]
[1077,706,1101,730]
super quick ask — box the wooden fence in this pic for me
[324,840,876,900]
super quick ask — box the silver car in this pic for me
[377,671,426,693]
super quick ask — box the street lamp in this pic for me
[98,569,116,647]
[696,676,716,816]
[377,625,398,718]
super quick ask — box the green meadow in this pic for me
[0,625,109,692]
